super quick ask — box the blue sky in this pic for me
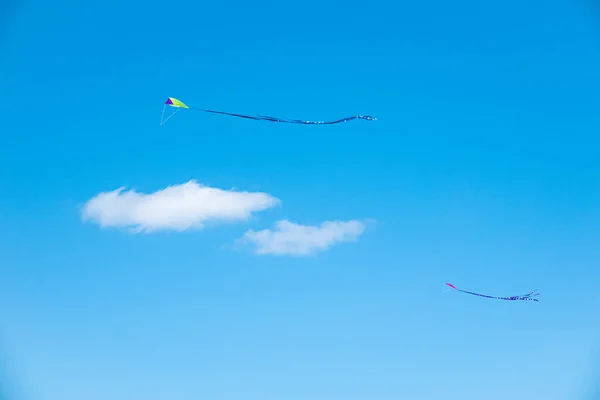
[2,0,600,398]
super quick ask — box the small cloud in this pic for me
[81,180,280,233]
[239,219,368,256]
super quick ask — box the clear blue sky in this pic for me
[2,0,600,399]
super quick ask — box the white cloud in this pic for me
[81,180,280,233]
[239,219,367,256]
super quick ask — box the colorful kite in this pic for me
[445,283,539,302]
[160,97,377,126]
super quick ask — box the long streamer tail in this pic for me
[192,107,377,124]
[445,283,539,302]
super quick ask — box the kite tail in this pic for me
[191,107,376,125]
[445,283,540,302]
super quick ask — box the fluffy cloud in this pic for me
[81,180,280,233]
[239,219,367,256]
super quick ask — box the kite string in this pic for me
[160,108,180,126]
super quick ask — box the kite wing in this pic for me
[445,283,539,302]
[159,97,376,126]
[165,97,189,108]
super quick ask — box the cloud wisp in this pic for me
[239,219,368,256]
[81,180,280,233]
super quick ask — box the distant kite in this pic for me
[445,283,539,302]
[160,97,377,126]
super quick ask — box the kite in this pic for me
[160,97,377,126]
[445,283,539,302]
